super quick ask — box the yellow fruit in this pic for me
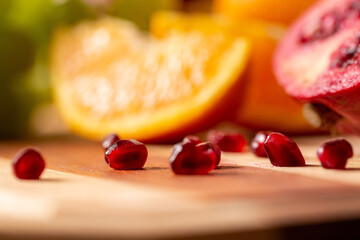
[213,0,317,25]
[151,11,315,133]
[50,17,250,142]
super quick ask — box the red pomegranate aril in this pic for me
[212,144,222,166]
[105,139,148,170]
[12,148,46,180]
[102,133,120,150]
[299,11,340,44]
[330,34,360,69]
[207,130,247,152]
[331,46,357,68]
[264,132,306,167]
[181,135,221,166]
[251,131,270,158]
[183,135,202,145]
[170,142,217,175]
[298,0,360,45]
[317,138,353,169]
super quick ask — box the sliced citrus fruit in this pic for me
[213,0,317,25]
[151,11,316,133]
[50,17,250,142]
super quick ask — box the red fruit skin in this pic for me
[105,140,148,170]
[250,131,270,158]
[102,133,120,150]
[170,142,217,175]
[207,130,247,152]
[317,85,360,134]
[274,0,360,134]
[12,148,46,180]
[264,132,306,167]
[317,138,353,169]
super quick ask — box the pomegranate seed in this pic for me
[212,144,222,166]
[12,148,46,179]
[317,138,353,169]
[105,140,148,170]
[102,133,120,150]
[182,135,221,166]
[183,135,202,145]
[207,130,247,152]
[170,141,218,174]
[250,131,270,158]
[181,136,221,167]
[264,132,306,167]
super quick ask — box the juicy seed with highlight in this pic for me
[251,131,270,158]
[183,135,202,145]
[207,130,247,152]
[102,133,120,150]
[264,132,306,167]
[317,138,353,169]
[181,135,221,166]
[170,141,218,175]
[12,148,46,180]
[105,140,148,170]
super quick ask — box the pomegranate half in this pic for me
[274,0,360,133]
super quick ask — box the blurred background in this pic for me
[0,0,317,141]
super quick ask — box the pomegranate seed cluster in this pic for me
[8,130,356,180]
[250,131,354,169]
[99,131,356,172]
[99,131,354,172]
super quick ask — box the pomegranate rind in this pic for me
[50,17,250,142]
[274,0,360,98]
[274,0,360,133]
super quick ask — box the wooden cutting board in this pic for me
[1,135,360,239]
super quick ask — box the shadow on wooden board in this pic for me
[1,218,360,240]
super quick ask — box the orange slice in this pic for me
[213,0,316,25]
[151,11,316,133]
[50,17,250,142]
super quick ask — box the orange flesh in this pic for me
[213,0,317,25]
[151,12,316,133]
[54,21,231,116]
[51,18,250,141]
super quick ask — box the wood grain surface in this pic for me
[1,135,360,239]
